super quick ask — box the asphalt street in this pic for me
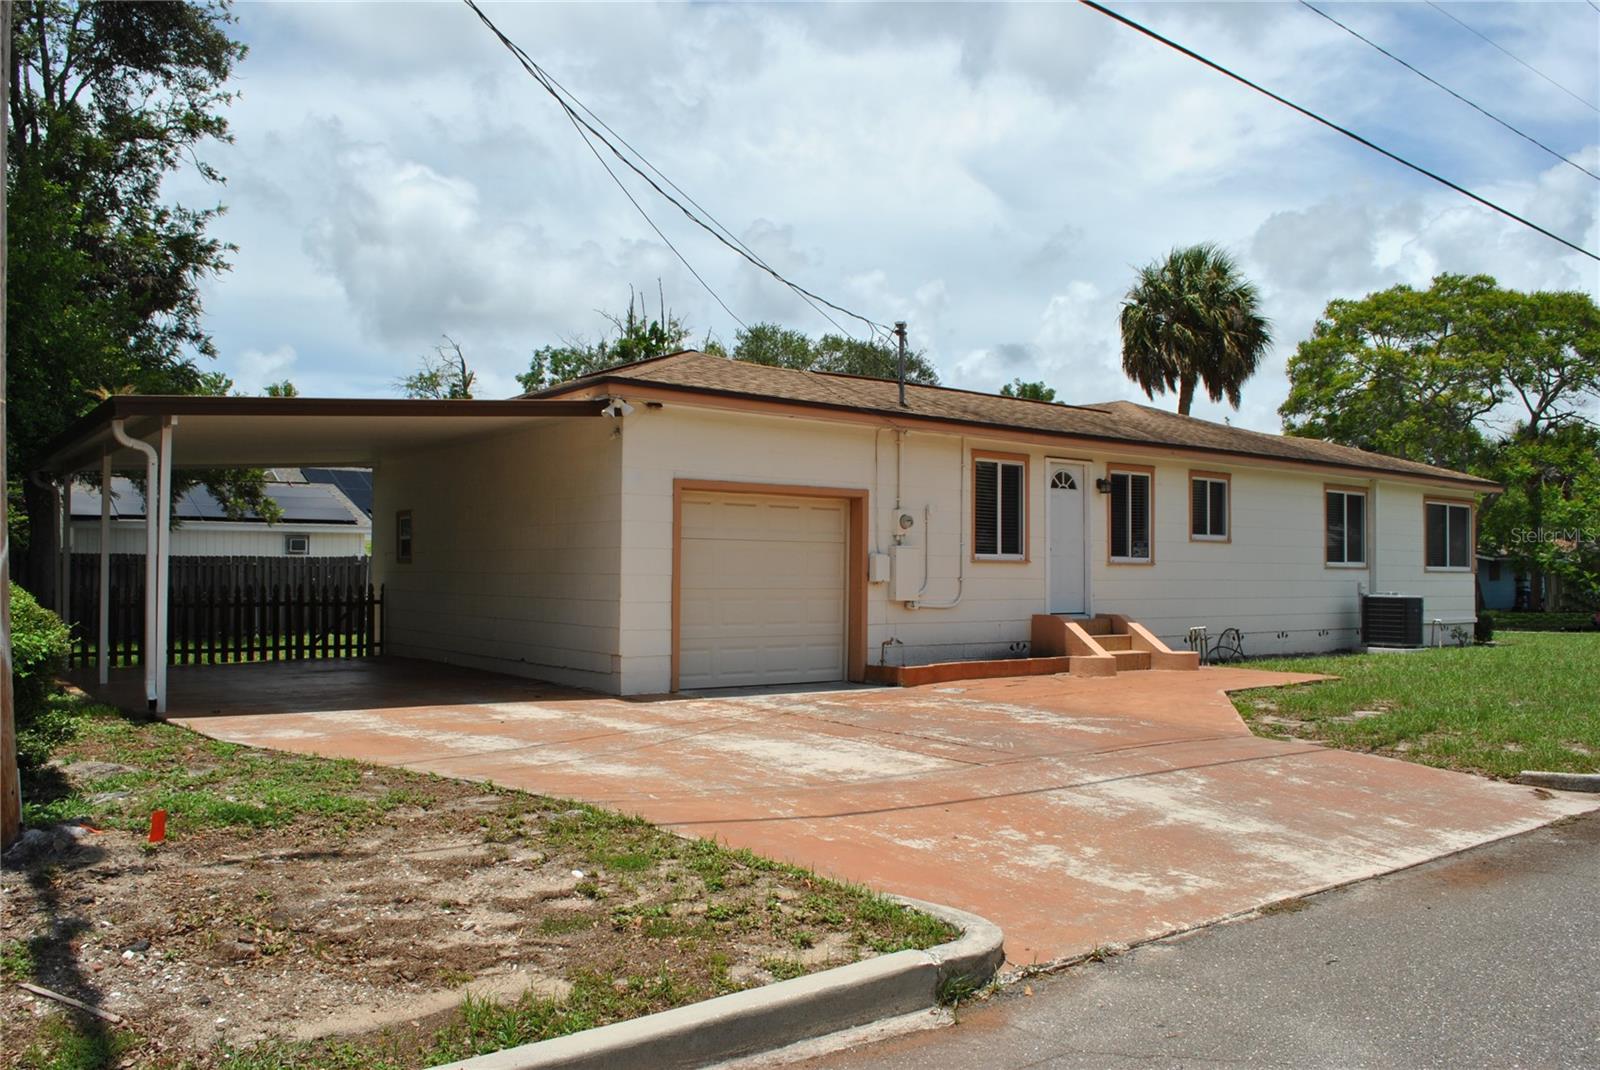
[798,809,1600,1069]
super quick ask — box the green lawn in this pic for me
[1232,632,1599,779]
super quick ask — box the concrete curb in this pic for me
[1516,771,1600,793]
[428,898,1003,1070]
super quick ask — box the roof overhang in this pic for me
[544,376,1503,493]
[33,395,609,474]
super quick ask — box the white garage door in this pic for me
[678,491,847,690]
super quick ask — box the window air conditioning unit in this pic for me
[285,535,311,557]
[1362,594,1423,648]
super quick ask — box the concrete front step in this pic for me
[1097,633,1134,651]
[1111,649,1153,671]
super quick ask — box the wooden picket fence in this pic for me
[64,554,382,669]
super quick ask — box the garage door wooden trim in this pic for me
[672,479,868,691]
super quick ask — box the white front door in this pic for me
[1047,462,1087,614]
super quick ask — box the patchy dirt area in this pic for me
[2,698,953,1069]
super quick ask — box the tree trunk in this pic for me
[18,478,58,608]
[1177,375,1197,416]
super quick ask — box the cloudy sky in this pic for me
[176,1,1600,432]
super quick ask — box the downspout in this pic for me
[909,436,966,609]
[57,478,72,617]
[110,419,159,710]
[154,417,174,713]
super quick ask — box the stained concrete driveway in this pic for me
[98,658,1597,967]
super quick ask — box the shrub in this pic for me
[10,585,71,728]
[1475,613,1495,644]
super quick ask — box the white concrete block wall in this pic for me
[373,417,624,691]
[617,403,1479,691]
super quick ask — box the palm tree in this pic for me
[1119,244,1271,416]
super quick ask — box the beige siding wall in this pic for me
[373,418,623,691]
[1371,481,1479,643]
[617,403,1479,692]
[71,522,367,557]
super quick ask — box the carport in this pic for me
[32,394,607,712]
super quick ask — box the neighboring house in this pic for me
[71,477,370,558]
[366,350,1496,695]
[1476,554,1520,612]
[270,467,375,517]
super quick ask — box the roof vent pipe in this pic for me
[894,321,908,408]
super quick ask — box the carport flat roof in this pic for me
[34,395,608,473]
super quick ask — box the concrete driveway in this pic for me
[103,658,1596,967]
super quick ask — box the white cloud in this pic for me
[167,1,1597,423]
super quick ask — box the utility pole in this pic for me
[894,321,908,408]
[1,0,20,850]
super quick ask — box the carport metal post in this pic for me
[110,418,159,710]
[55,479,71,616]
[154,416,174,713]
[97,451,111,686]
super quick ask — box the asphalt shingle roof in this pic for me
[542,351,1497,490]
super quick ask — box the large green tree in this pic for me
[516,287,692,393]
[1282,274,1600,608]
[1279,274,1511,472]
[401,336,476,400]
[730,322,940,384]
[999,379,1057,402]
[7,1,248,594]
[1119,243,1271,416]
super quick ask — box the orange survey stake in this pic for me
[148,810,167,844]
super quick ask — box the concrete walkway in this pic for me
[88,658,1597,967]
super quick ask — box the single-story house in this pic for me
[1476,554,1520,612]
[272,467,375,517]
[372,351,1494,693]
[71,477,370,558]
[33,351,1497,708]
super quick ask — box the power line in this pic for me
[462,0,892,341]
[1299,1,1597,182]
[1076,0,1599,262]
[1423,0,1599,114]
[461,1,745,332]
[530,63,858,340]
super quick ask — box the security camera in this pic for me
[604,400,635,418]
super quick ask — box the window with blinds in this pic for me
[974,455,1026,559]
[1325,489,1366,566]
[1190,475,1229,540]
[1426,500,1473,570]
[1110,470,1152,563]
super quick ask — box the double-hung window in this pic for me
[1325,489,1366,566]
[1426,500,1473,570]
[1109,468,1153,564]
[1190,473,1229,541]
[973,453,1026,559]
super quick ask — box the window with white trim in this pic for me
[1109,470,1152,563]
[1325,489,1366,566]
[1190,475,1228,540]
[974,456,1025,559]
[285,535,310,557]
[1426,501,1472,570]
